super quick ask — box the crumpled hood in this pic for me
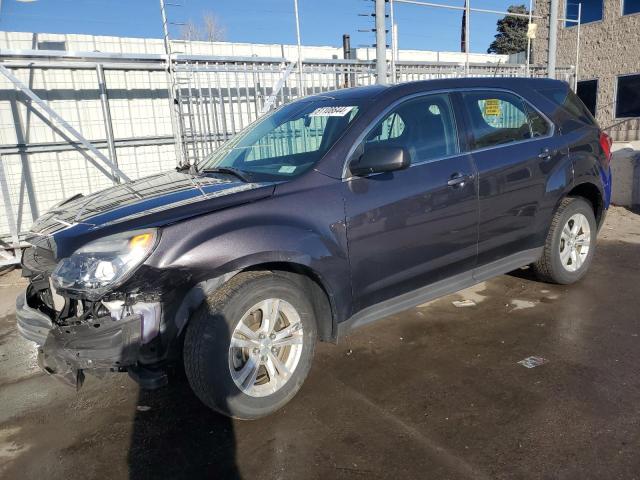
[26,170,276,259]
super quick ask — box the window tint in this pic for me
[537,87,596,127]
[461,91,549,149]
[566,0,602,26]
[616,74,640,118]
[623,0,640,15]
[577,79,598,116]
[363,94,459,163]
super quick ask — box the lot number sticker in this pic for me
[309,106,355,117]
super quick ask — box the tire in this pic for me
[532,197,597,284]
[183,271,317,420]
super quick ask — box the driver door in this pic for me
[343,93,479,313]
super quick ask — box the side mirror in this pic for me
[350,145,411,177]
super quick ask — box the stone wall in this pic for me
[533,0,640,141]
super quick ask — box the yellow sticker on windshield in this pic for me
[484,99,501,116]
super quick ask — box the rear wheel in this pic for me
[183,271,317,419]
[532,197,597,284]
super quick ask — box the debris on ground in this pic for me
[509,299,537,311]
[518,356,547,368]
[452,299,476,308]
[136,405,151,412]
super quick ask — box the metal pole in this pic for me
[293,0,304,97]
[548,0,559,79]
[159,0,186,168]
[389,0,396,83]
[465,0,470,76]
[526,0,533,76]
[375,0,387,85]
[575,3,581,90]
[0,155,22,261]
[342,34,351,87]
[392,23,399,83]
[96,64,119,184]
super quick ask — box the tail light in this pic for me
[599,131,612,167]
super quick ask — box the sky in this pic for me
[0,0,523,53]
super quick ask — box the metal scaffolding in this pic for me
[0,47,574,254]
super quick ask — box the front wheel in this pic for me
[183,271,317,419]
[532,197,597,284]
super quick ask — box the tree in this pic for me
[181,12,226,42]
[487,5,529,55]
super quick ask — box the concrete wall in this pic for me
[533,0,640,141]
[611,142,640,207]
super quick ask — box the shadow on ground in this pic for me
[128,379,241,480]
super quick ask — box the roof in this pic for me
[302,77,568,103]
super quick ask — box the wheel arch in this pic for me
[239,262,337,343]
[172,261,338,345]
[566,181,605,227]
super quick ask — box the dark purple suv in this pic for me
[16,77,612,419]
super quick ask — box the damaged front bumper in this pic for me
[16,290,165,388]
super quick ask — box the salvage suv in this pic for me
[16,78,612,419]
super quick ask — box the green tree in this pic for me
[487,5,529,54]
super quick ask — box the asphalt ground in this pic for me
[1,205,639,480]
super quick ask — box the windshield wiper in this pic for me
[200,167,252,182]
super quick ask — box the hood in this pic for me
[26,170,276,259]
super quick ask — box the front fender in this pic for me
[145,196,352,324]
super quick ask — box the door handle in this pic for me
[447,172,472,187]
[538,148,553,159]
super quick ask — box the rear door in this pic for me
[456,90,566,267]
[343,92,478,312]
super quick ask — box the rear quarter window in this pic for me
[536,86,597,132]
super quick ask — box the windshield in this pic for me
[197,98,364,180]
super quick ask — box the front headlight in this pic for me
[51,229,158,299]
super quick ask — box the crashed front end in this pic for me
[16,229,168,389]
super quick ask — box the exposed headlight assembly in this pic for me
[51,229,158,300]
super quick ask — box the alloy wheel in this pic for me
[228,298,304,397]
[559,213,591,272]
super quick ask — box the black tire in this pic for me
[183,271,317,420]
[532,197,597,284]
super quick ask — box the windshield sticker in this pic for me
[278,165,297,174]
[309,106,356,117]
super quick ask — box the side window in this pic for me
[526,105,551,137]
[363,93,459,163]
[368,113,405,142]
[462,91,549,149]
[538,87,596,127]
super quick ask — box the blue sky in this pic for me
[0,0,521,53]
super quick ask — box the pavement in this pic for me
[1,206,640,480]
